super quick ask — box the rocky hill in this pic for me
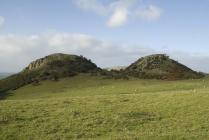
[124,54,204,80]
[23,53,99,74]
[0,53,100,92]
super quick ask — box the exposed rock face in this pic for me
[24,53,77,71]
[124,54,204,80]
[133,54,169,70]
[25,58,46,70]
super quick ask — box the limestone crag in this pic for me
[25,58,46,71]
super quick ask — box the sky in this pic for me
[0,0,209,73]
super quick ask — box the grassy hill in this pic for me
[124,54,204,80]
[1,74,209,139]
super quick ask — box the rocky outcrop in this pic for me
[25,58,46,70]
[24,53,77,71]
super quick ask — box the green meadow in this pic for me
[1,74,209,139]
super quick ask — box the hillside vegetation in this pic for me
[0,75,209,139]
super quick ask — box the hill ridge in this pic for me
[0,53,205,92]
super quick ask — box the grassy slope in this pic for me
[1,74,209,139]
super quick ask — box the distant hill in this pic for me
[124,54,204,80]
[0,53,100,92]
[0,73,12,80]
[105,66,127,71]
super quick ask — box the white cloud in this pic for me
[0,33,155,72]
[106,0,134,27]
[72,0,163,28]
[107,7,128,27]
[135,5,163,21]
[72,0,107,15]
[0,16,5,27]
[0,32,208,73]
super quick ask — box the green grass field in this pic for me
[1,74,209,139]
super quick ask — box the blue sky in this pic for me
[0,0,209,72]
